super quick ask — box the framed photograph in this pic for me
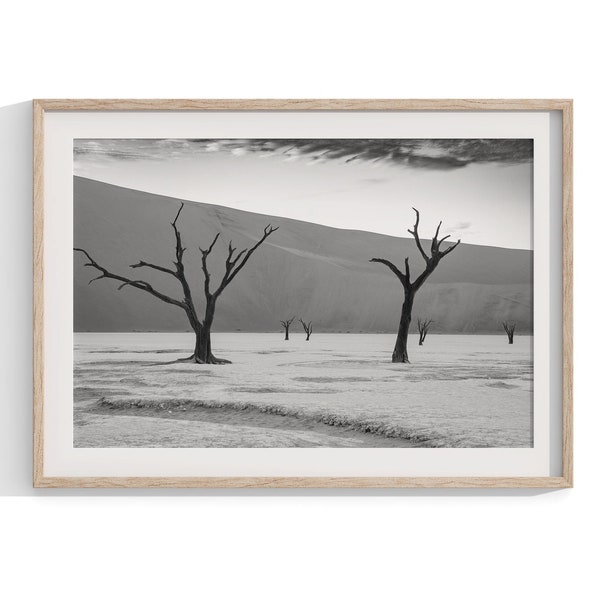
[33,99,573,488]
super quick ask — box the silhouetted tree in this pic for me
[502,321,516,344]
[75,202,278,364]
[417,318,433,346]
[370,208,460,363]
[300,319,313,341]
[280,316,295,340]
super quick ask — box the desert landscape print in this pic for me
[73,138,533,448]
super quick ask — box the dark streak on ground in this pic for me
[83,401,419,448]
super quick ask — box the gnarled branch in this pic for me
[373,208,461,292]
[214,224,279,296]
[369,258,408,286]
[440,240,461,257]
[171,203,186,260]
[407,207,430,263]
[130,260,177,277]
[74,248,187,309]
[430,221,442,254]
[199,233,221,298]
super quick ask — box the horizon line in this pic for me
[74,175,533,252]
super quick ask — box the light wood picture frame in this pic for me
[33,99,573,488]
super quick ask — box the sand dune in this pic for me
[74,176,532,333]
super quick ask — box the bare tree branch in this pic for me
[162,202,201,325]
[130,260,177,277]
[224,241,249,273]
[172,202,184,226]
[74,248,187,309]
[200,233,221,257]
[199,233,221,298]
[117,279,150,290]
[214,224,278,296]
[378,210,461,292]
[440,240,461,257]
[430,221,442,253]
[87,274,104,285]
[407,207,430,263]
[369,258,407,285]
[170,202,187,265]
[229,247,248,270]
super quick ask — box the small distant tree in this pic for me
[280,316,295,340]
[417,318,433,346]
[502,321,516,344]
[300,319,313,341]
[370,208,460,363]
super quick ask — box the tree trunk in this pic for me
[508,334,514,345]
[193,326,212,363]
[392,292,414,363]
[284,327,290,341]
[187,300,231,364]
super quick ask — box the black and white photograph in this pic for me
[73,137,534,449]
[4,2,589,595]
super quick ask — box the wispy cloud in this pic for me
[360,177,389,184]
[451,221,472,230]
[74,138,533,171]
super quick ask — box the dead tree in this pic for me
[370,208,460,363]
[280,317,295,340]
[502,321,516,344]
[75,202,278,364]
[417,318,433,346]
[300,319,313,341]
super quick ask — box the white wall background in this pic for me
[0,1,596,598]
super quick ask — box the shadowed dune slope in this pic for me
[74,177,532,333]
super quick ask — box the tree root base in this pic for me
[392,356,410,364]
[177,354,232,365]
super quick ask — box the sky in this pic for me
[74,138,533,250]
